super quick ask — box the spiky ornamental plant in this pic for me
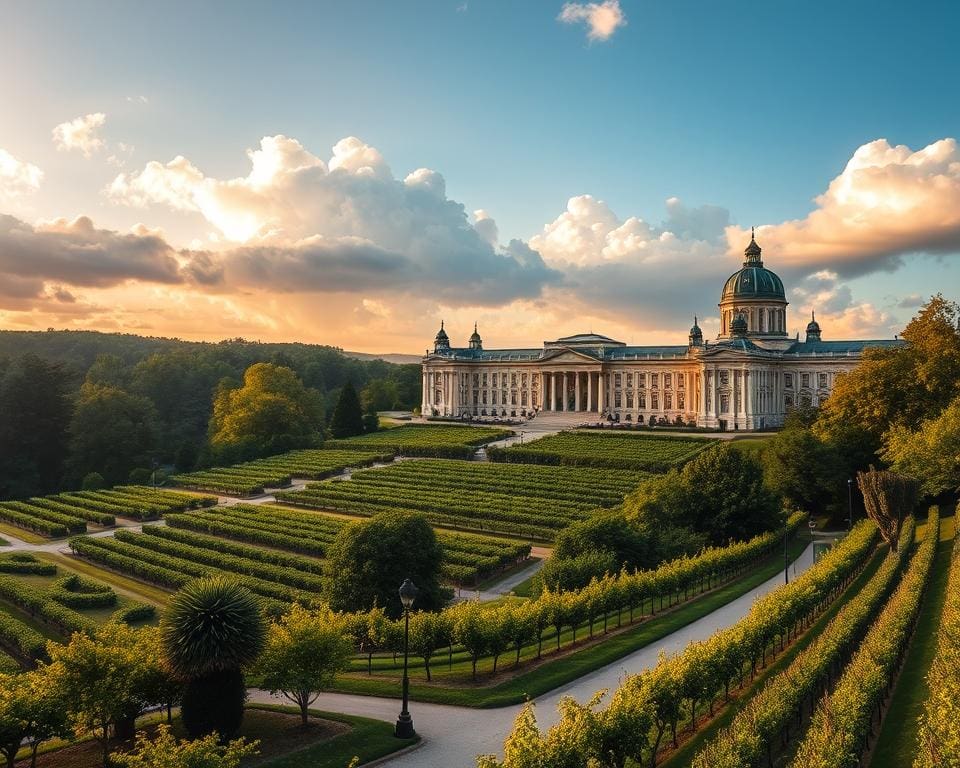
[161,577,266,739]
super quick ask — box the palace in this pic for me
[421,234,901,430]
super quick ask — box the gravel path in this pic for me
[249,542,815,768]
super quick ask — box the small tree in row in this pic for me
[857,466,919,552]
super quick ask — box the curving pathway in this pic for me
[249,542,815,768]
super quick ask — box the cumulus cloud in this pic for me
[726,138,960,277]
[0,149,43,199]
[0,213,186,296]
[52,113,107,156]
[107,134,559,303]
[558,0,626,42]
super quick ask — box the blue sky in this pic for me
[0,0,957,351]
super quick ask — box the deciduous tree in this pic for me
[253,604,353,726]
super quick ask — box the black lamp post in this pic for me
[847,478,854,530]
[783,513,789,585]
[395,578,418,739]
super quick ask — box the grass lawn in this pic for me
[869,514,956,768]
[0,521,46,544]
[0,535,8,546]
[332,537,811,707]
[38,551,171,607]
[657,544,888,768]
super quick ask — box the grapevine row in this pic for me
[790,508,939,767]
[692,513,923,767]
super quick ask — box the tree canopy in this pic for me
[328,381,365,439]
[881,395,960,497]
[324,511,448,618]
[208,363,324,461]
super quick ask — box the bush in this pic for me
[128,468,154,485]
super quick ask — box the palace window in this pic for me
[511,392,517,405]
[482,391,488,404]
[664,373,672,389]
[491,391,497,405]
[626,373,633,386]
[719,370,730,386]
[651,374,659,390]
[532,375,539,389]
[615,392,622,407]
[818,373,827,388]
[473,373,480,387]
[652,393,659,410]
[638,393,646,409]
[677,375,684,389]
[785,395,793,408]
[665,393,672,410]
[785,373,793,389]
[626,391,633,408]
[720,393,730,413]
[502,389,507,404]
[521,373,527,386]
[435,389,442,405]
[615,373,622,387]
[801,373,810,388]
[512,373,517,386]
[521,391,528,406]
[473,392,479,405]
[677,392,685,409]
[482,373,488,386]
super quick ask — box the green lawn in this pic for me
[659,544,888,767]
[251,704,418,768]
[332,537,811,707]
[869,515,956,768]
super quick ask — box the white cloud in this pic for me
[0,148,43,199]
[52,112,107,156]
[558,0,626,42]
[107,134,559,303]
[726,138,960,277]
[126,95,149,104]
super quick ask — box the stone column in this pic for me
[551,373,558,411]
[575,372,582,412]
[587,371,593,412]
[561,372,567,411]
[597,372,605,413]
[745,369,752,428]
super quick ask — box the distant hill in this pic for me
[344,350,422,365]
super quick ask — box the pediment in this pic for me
[539,348,601,365]
[699,345,766,361]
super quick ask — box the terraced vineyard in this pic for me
[170,448,395,496]
[0,552,156,668]
[70,504,531,593]
[277,459,647,539]
[0,486,216,538]
[488,430,716,471]
[326,423,513,458]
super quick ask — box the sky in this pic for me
[1,0,958,353]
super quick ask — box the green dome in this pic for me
[721,233,785,301]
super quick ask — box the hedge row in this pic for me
[0,609,47,663]
[48,574,118,610]
[0,573,98,637]
[792,509,939,767]
[692,514,922,767]
[0,553,57,575]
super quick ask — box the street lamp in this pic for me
[783,513,790,585]
[847,478,854,531]
[395,578,418,739]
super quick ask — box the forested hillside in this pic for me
[0,330,421,499]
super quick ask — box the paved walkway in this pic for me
[250,542,815,768]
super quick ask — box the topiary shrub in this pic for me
[82,472,106,490]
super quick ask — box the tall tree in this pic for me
[328,381,364,438]
[762,412,843,515]
[0,355,72,499]
[324,511,447,617]
[67,384,158,486]
[208,363,324,461]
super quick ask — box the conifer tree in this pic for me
[329,382,364,438]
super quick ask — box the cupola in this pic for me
[433,320,450,353]
[468,322,483,350]
[805,310,822,342]
[688,316,703,347]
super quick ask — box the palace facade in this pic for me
[421,234,901,430]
